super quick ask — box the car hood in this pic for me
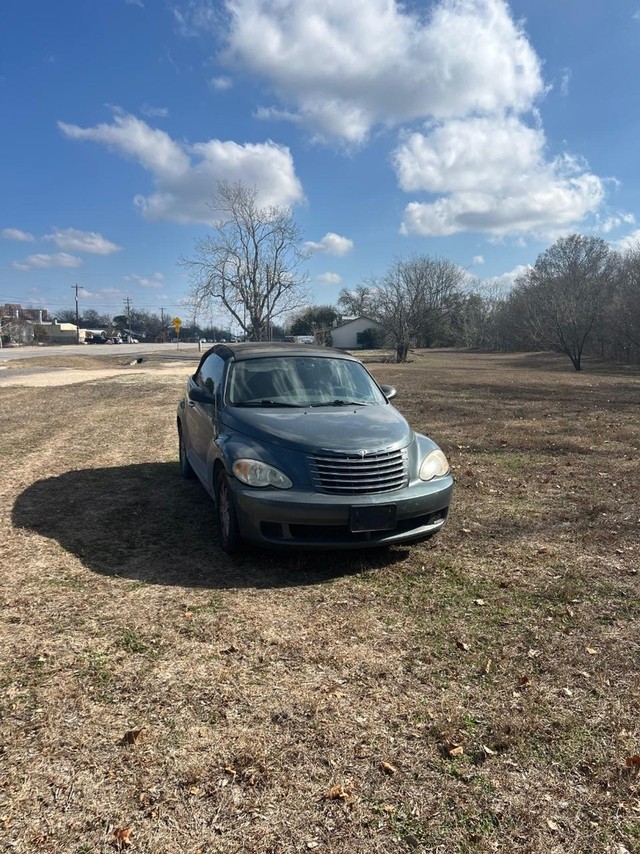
[221,404,414,454]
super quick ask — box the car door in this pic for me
[186,352,226,483]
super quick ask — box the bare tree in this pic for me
[337,283,378,319]
[616,242,640,359]
[516,234,620,371]
[183,182,309,341]
[371,256,466,361]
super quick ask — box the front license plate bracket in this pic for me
[350,504,397,533]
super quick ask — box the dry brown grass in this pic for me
[0,349,638,854]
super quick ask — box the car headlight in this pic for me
[419,449,450,481]
[232,459,292,489]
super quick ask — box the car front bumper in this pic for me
[230,476,453,549]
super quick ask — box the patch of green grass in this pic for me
[118,627,148,654]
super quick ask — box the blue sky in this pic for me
[1,0,639,326]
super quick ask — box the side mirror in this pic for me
[188,386,216,405]
[380,384,397,401]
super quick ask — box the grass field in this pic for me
[0,349,638,853]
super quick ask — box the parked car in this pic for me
[87,335,109,344]
[177,343,453,553]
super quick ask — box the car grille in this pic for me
[308,448,408,495]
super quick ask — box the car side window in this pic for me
[197,353,225,395]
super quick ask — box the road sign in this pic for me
[171,316,182,330]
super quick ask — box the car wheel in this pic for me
[178,424,195,479]
[215,470,241,554]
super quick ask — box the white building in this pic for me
[331,316,384,350]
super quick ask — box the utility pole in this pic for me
[123,297,132,343]
[160,306,166,343]
[71,284,80,344]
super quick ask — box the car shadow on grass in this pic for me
[12,462,409,589]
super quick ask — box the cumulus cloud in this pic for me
[2,227,35,242]
[317,272,342,284]
[472,255,485,265]
[13,253,83,271]
[45,227,121,255]
[394,115,605,237]
[223,0,543,143]
[476,263,532,295]
[304,232,353,256]
[612,228,640,252]
[58,112,304,223]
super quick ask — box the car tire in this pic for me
[215,470,242,554]
[178,424,195,479]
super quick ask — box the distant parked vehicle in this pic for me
[87,335,109,344]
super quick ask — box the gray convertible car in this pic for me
[177,342,453,552]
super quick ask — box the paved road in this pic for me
[0,342,206,362]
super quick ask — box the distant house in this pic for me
[36,320,86,344]
[1,303,48,345]
[331,316,384,350]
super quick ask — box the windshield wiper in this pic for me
[309,399,370,407]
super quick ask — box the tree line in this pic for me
[52,181,639,370]
[185,183,638,370]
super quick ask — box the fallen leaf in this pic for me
[121,728,145,746]
[482,744,496,757]
[586,647,599,655]
[562,688,573,697]
[448,745,464,757]
[455,640,470,652]
[474,598,486,606]
[223,766,237,777]
[380,761,397,776]
[112,827,133,848]
[546,818,560,831]
[625,755,640,770]
[527,649,540,658]
[183,610,193,619]
[324,784,353,800]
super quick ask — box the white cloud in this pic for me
[45,227,121,255]
[209,76,232,91]
[13,253,83,271]
[477,263,532,295]
[125,0,144,7]
[2,227,35,242]
[317,272,342,284]
[472,255,485,265]
[172,2,219,37]
[304,232,353,256]
[222,0,543,143]
[595,212,635,234]
[124,272,165,288]
[559,68,571,97]
[612,228,640,252]
[141,104,169,118]
[394,116,605,237]
[58,112,304,223]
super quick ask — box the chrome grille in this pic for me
[308,448,408,495]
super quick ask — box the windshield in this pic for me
[227,356,387,408]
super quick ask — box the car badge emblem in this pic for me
[357,449,367,458]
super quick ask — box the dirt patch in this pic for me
[0,350,638,853]
[0,361,197,388]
